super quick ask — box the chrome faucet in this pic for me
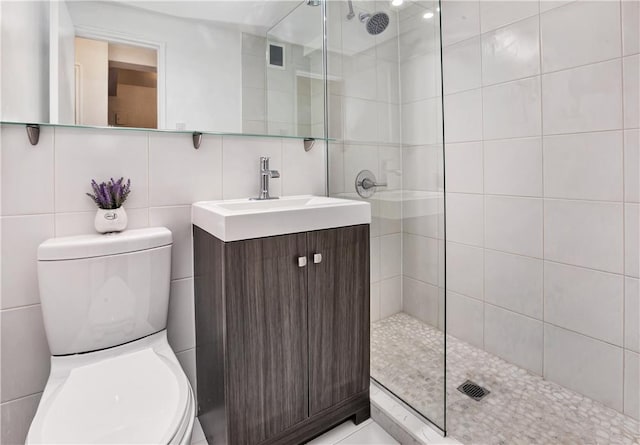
[252,156,280,200]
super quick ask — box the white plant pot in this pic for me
[95,207,128,233]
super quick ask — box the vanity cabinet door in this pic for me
[224,232,309,444]
[307,225,370,415]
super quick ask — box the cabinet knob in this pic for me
[298,256,307,267]
[313,253,322,264]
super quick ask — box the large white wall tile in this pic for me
[625,350,640,420]
[344,144,378,193]
[442,37,481,95]
[441,0,481,47]
[221,136,282,200]
[344,97,379,142]
[485,250,543,318]
[403,233,440,285]
[380,276,402,319]
[625,129,640,202]
[622,0,640,57]
[403,146,443,192]
[542,60,623,135]
[401,98,443,146]
[624,55,639,129]
[377,59,401,104]
[167,278,195,353]
[1,215,54,310]
[483,77,541,140]
[380,234,401,279]
[328,142,345,194]
[175,348,197,397]
[1,125,54,216]
[444,89,483,143]
[540,0,621,73]
[479,0,539,33]
[544,262,624,345]
[445,193,484,246]
[1,306,50,402]
[626,203,639,278]
[402,51,442,101]
[402,276,439,327]
[543,131,623,201]
[343,53,378,101]
[149,133,222,206]
[282,139,326,196]
[446,242,484,300]
[544,324,623,411]
[447,291,484,348]
[544,200,623,273]
[445,142,483,193]
[625,277,640,353]
[370,235,380,283]
[484,304,543,375]
[149,206,192,280]
[0,392,41,445]
[377,102,401,144]
[485,196,543,258]
[481,15,540,86]
[484,137,542,196]
[370,282,381,323]
[54,127,149,212]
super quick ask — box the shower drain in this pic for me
[457,380,490,401]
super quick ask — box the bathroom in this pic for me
[0,0,638,443]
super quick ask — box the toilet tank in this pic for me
[37,228,173,355]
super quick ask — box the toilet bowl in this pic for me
[27,228,195,444]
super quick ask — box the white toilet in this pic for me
[26,227,195,444]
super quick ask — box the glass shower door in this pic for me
[325,0,446,433]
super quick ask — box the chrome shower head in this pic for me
[359,11,390,35]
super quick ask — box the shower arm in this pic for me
[347,0,355,20]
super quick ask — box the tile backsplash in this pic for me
[0,123,325,443]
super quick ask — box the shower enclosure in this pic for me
[325,0,448,433]
[325,1,638,444]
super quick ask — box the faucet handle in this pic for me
[270,170,280,178]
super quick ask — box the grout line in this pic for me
[538,0,546,378]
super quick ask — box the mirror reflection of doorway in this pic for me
[75,38,158,128]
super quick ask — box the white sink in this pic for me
[192,195,371,242]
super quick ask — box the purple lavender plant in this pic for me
[86,177,131,210]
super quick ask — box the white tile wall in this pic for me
[484,249,543,319]
[540,0,621,73]
[441,0,639,417]
[544,199,623,273]
[626,277,640,353]
[624,350,640,419]
[544,324,623,411]
[481,16,540,85]
[541,60,623,135]
[0,123,327,442]
[544,262,624,346]
[484,304,543,375]
[483,137,542,196]
[543,131,623,201]
[485,195,543,257]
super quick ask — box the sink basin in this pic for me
[192,195,371,242]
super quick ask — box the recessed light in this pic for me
[391,0,404,6]
[423,10,434,19]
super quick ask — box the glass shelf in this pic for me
[0,120,332,142]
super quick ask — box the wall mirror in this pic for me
[1,0,327,139]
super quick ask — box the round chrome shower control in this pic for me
[355,170,387,198]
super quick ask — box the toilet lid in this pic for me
[31,348,189,444]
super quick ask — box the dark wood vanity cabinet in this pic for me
[194,224,370,445]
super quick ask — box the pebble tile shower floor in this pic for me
[371,313,640,445]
